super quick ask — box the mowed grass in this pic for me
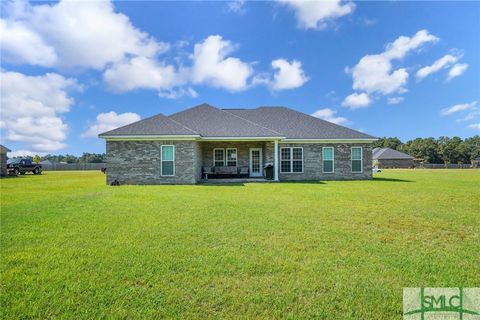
[1,170,479,319]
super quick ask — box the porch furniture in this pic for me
[202,166,249,179]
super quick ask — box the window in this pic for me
[213,148,225,167]
[351,147,363,173]
[226,148,237,167]
[280,147,303,173]
[280,148,291,173]
[161,145,175,176]
[323,147,334,173]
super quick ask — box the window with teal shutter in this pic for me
[351,147,362,173]
[161,145,175,176]
[323,147,334,173]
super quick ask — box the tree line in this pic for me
[31,153,106,164]
[373,135,480,164]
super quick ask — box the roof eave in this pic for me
[280,138,378,143]
[100,134,201,141]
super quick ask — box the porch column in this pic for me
[274,140,279,181]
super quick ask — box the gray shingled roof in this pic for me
[99,103,377,139]
[372,148,413,160]
[99,113,199,137]
[169,104,282,137]
[225,107,375,139]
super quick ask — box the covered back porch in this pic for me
[199,140,279,181]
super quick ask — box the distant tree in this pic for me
[438,136,463,164]
[372,137,403,150]
[32,155,41,163]
[402,137,441,163]
[79,152,106,163]
[462,135,480,162]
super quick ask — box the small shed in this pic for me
[372,147,414,168]
[0,145,11,176]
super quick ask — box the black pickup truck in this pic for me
[7,158,42,175]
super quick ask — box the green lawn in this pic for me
[1,170,479,319]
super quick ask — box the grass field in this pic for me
[1,170,479,319]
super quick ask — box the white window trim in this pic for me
[213,148,225,167]
[322,147,334,173]
[161,145,175,177]
[351,146,363,173]
[280,147,304,174]
[226,148,237,167]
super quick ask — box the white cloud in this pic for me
[311,108,349,124]
[158,87,198,99]
[226,0,246,14]
[190,35,253,91]
[279,0,355,30]
[7,150,46,158]
[387,97,404,105]
[0,71,79,154]
[342,92,371,109]
[0,0,167,69]
[456,110,480,122]
[345,30,438,107]
[0,18,57,66]
[440,101,477,116]
[416,54,460,80]
[467,123,480,130]
[271,59,309,90]
[447,63,468,80]
[82,112,141,138]
[103,57,179,93]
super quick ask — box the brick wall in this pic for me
[200,141,268,169]
[106,140,373,184]
[106,140,200,185]
[375,158,414,168]
[278,143,373,181]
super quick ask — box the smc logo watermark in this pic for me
[403,288,480,319]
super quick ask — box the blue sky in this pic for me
[1,0,479,156]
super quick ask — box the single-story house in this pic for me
[372,147,414,168]
[99,104,377,185]
[0,145,11,176]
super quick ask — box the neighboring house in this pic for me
[40,160,57,166]
[0,145,11,176]
[99,103,377,185]
[372,147,414,168]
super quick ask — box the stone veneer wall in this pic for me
[106,140,200,185]
[278,143,373,181]
[106,140,373,184]
[375,158,414,169]
[200,141,268,170]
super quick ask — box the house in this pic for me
[99,104,377,185]
[372,147,414,168]
[0,145,11,176]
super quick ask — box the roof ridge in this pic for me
[222,108,284,136]
[288,107,377,139]
[169,103,213,117]
[166,116,199,135]
[99,113,166,136]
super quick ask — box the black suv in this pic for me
[7,158,42,175]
